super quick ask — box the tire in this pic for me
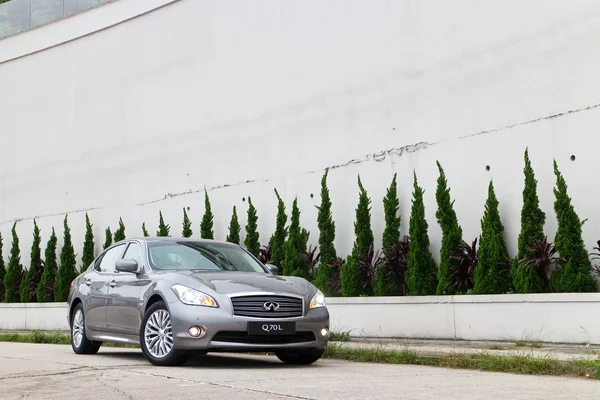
[275,348,325,365]
[70,303,101,355]
[140,301,189,366]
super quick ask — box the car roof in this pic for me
[119,237,239,246]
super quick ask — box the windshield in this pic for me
[147,241,267,273]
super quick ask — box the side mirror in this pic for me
[115,259,139,273]
[266,264,279,275]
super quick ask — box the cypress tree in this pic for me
[473,181,511,294]
[512,149,548,293]
[54,215,77,302]
[200,190,214,239]
[4,222,23,303]
[103,227,112,249]
[142,223,150,237]
[0,233,5,301]
[226,206,241,244]
[244,197,260,257]
[113,217,126,242]
[81,213,95,274]
[314,169,338,295]
[269,189,288,267]
[341,176,374,297]
[435,163,463,295]
[373,173,403,296]
[157,211,170,237]
[20,220,43,302]
[406,173,438,295]
[551,161,596,292]
[182,208,193,238]
[36,228,58,302]
[282,198,309,277]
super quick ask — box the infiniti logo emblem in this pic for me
[263,301,280,311]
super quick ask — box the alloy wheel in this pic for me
[144,309,174,358]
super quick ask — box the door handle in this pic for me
[84,279,92,286]
[109,280,117,288]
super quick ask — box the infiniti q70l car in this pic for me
[67,238,330,366]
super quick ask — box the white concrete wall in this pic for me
[328,294,600,344]
[0,302,67,330]
[3,295,600,344]
[0,0,600,280]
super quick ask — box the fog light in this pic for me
[320,328,329,337]
[188,326,205,338]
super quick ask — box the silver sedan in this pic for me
[67,238,330,366]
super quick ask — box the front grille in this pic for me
[212,331,316,345]
[230,295,303,318]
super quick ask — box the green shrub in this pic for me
[4,222,23,303]
[156,211,170,237]
[341,176,374,297]
[0,233,5,301]
[406,172,438,296]
[226,206,241,244]
[373,173,404,296]
[141,223,149,237]
[314,169,338,295]
[435,162,463,295]
[103,227,112,249]
[200,190,214,239]
[550,161,596,292]
[244,197,260,257]
[282,198,308,277]
[81,214,95,274]
[269,189,287,267]
[474,182,511,294]
[20,220,43,302]
[182,208,192,238]
[113,218,126,243]
[512,149,548,293]
[36,228,58,302]
[54,216,77,302]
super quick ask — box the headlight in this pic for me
[171,284,218,307]
[310,289,326,309]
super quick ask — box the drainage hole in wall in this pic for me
[485,165,491,171]
[242,197,246,202]
[570,155,576,161]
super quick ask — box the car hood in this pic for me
[172,271,310,297]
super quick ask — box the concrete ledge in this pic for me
[2,294,600,344]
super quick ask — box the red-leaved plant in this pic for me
[258,243,272,265]
[379,235,410,295]
[301,245,321,281]
[520,236,563,292]
[589,240,600,277]
[326,257,346,296]
[357,246,382,292]
[449,238,478,294]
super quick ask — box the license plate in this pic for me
[247,321,296,335]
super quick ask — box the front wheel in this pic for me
[140,301,189,366]
[71,303,101,355]
[275,348,325,365]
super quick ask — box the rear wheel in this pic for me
[140,301,189,366]
[70,303,101,355]
[275,348,325,365]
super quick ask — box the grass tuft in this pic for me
[323,343,600,379]
[329,331,350,342]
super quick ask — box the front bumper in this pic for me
[168,300,330,351]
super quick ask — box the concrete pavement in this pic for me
[0,342,599,399]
